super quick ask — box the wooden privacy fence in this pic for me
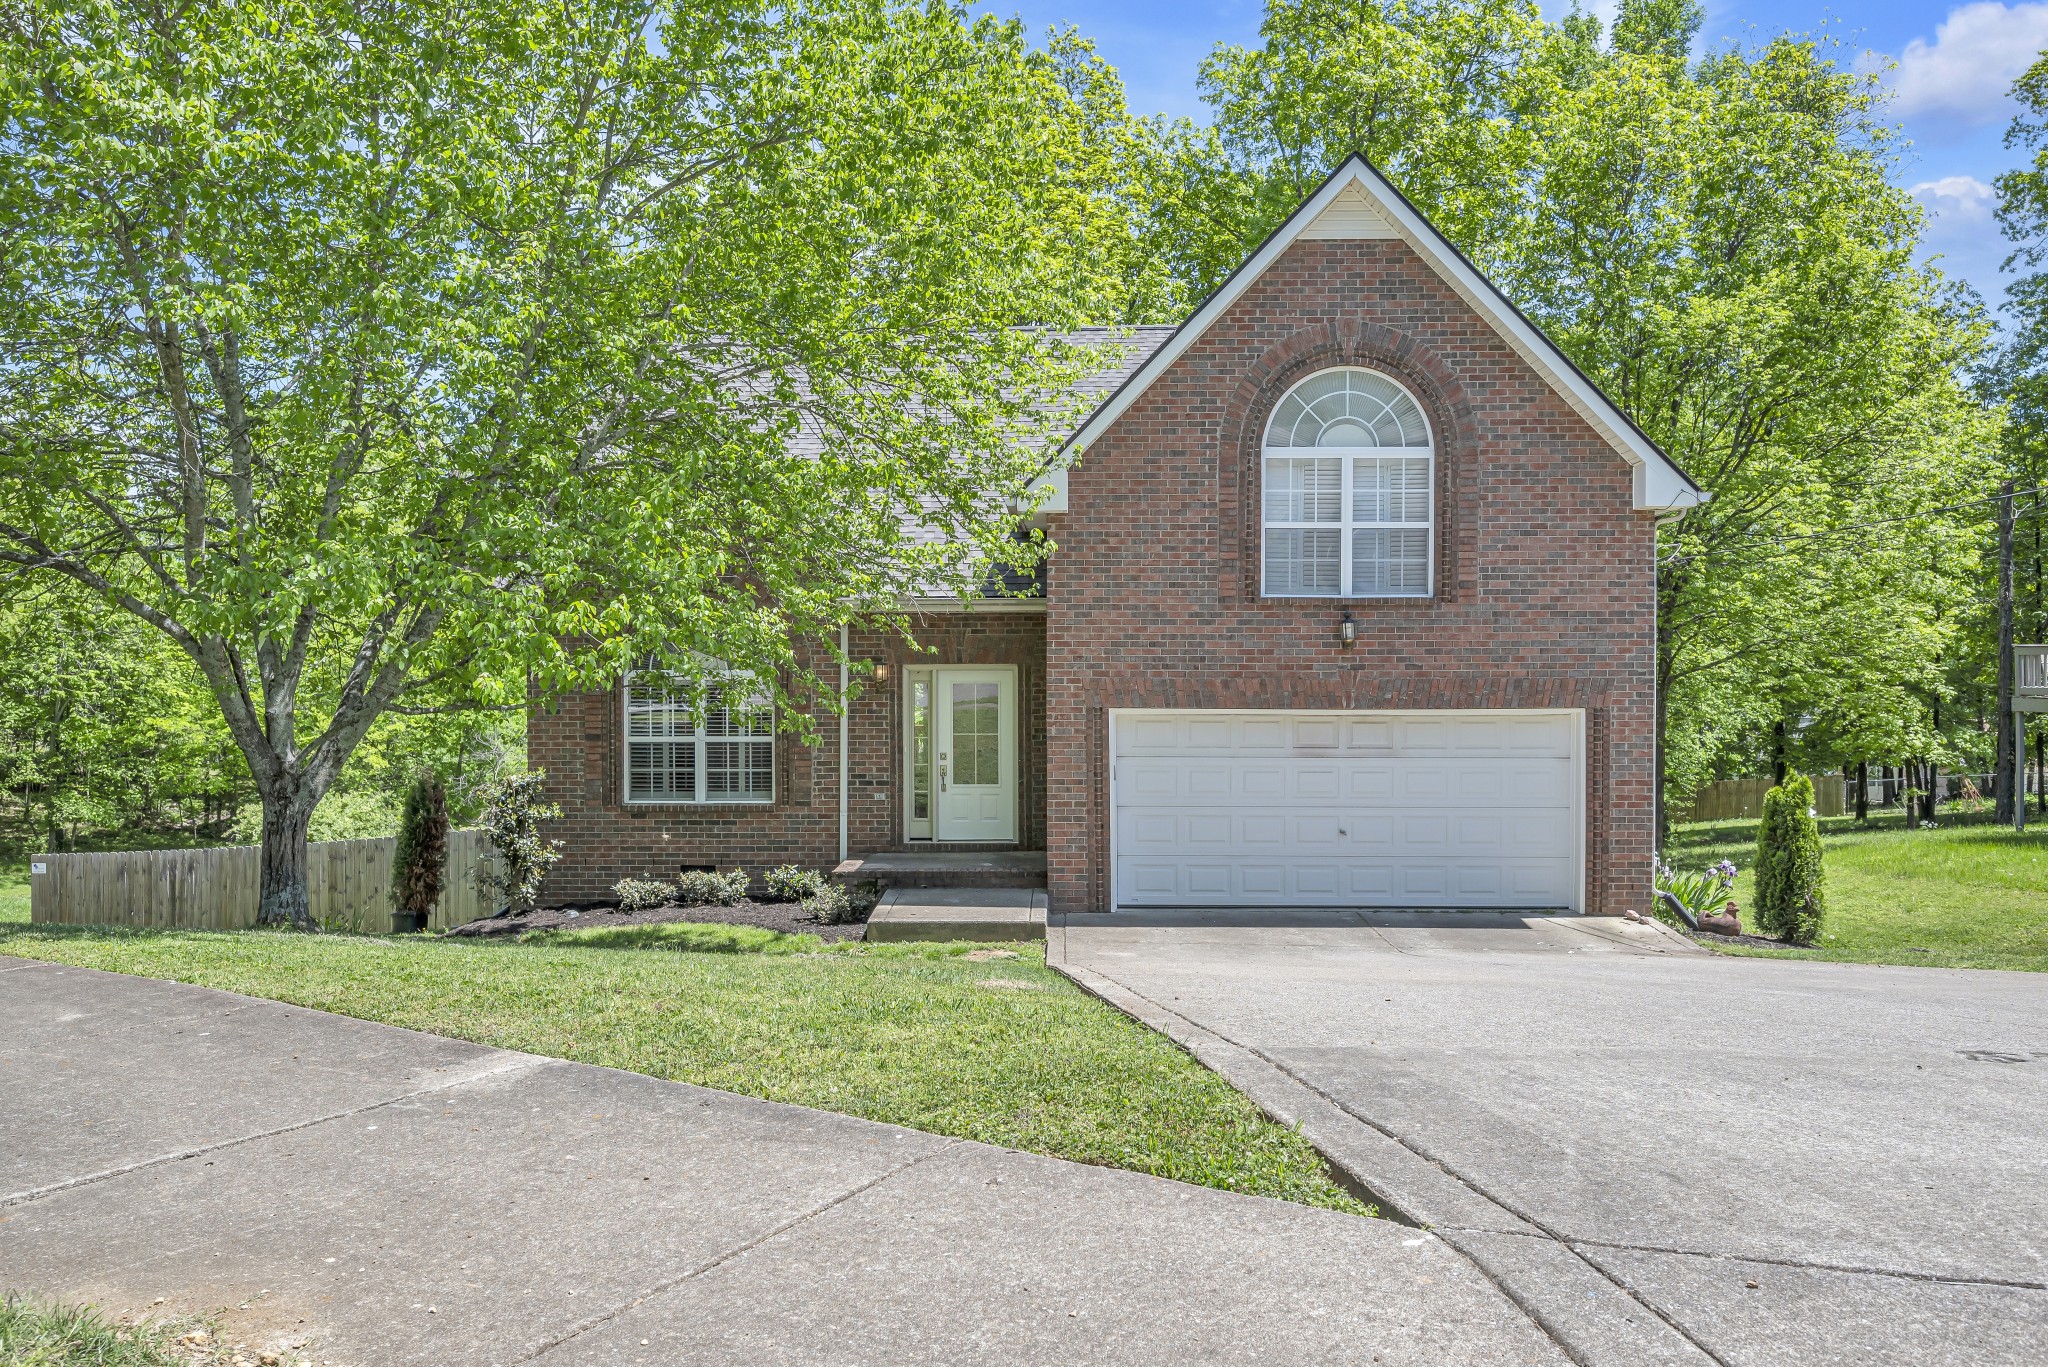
[29,829,503,933]
[1676,777,1848,825]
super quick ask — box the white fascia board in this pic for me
[1060,156,1706,514]
[1025,464,1067,513]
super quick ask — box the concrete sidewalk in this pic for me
[0,955,1567,1366]
[1050,912,2048,1367]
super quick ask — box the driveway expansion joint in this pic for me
[1047,946,1730,1367]
[510,1140,965,1365]
[1554,1235,2048,1292]
[1,1052,548,1209]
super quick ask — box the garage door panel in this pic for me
[1345,767,1398,801]
[1347,719,1394,749]
[1457,814,1503,852]
[1401,814,1450,849]
[1111,857,1579,907]
[1113,709,1581,910]
[1241,815,1286,846]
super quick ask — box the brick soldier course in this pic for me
[530,156,1698,914]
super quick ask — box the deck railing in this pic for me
[2019,644,2048,697]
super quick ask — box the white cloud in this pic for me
[1887,3,2048,124]
[1910,174,1998,225]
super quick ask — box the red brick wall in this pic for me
[529,612,1047,903]
[1045,237,1659,915]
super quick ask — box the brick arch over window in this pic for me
[1219,322,1478,606]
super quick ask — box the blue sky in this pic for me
[978,1,2043,309]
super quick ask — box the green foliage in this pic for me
[475,773,562,912]
[1755,773,1826,943]
[0,1294,196,1367]
[0,0,1160,920]
[1667,816,2048,971]
[764,864,826,902]
[1654,857,1738,925]
[674,868,750,907]
[392,774,449,919]
[0,586,252,853]
[802,882,857,924]
[1155,1,1999,809]
[611,877,676,913]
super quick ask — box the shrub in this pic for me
[391,773,449,923]
[764,864,825,902]
[802,882,856,924]
[612,877,675,912]
[675,867,749,906]
[475,771,563,913]
[1755,772,1825,944]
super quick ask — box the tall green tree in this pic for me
[1146,0,1998,831]
[0,0,1142,924]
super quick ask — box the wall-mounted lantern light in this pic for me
[874,662,893,684]
[1339,610,1356,649]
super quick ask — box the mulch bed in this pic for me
[446,895,873,944]
[1688,927,1806,951]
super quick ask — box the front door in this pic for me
[929,668,1017,842]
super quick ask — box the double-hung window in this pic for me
[1262,367,1434,598]
[624,674,773,804]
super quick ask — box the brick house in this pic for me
[530,156,1701,915]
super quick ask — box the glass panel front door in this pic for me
[931,668,1016,842]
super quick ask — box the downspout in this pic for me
[838,623,849,866]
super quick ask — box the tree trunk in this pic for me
[1855,758,1868,822]
[257,790,316,929]
[1771,720,1787,785]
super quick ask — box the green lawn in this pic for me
[0,1294,224,1367]
[0,919,1369,1215]
[1664,814,2048,972]
[1,864,26,924]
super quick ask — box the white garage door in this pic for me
[1112,710,1582,911]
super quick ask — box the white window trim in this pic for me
[1261,370,1436,600]
[621,671,775,806]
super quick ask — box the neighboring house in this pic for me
[530,156,1701,915]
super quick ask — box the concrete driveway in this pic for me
[1051,911,2048,1367]
[0,955,1566,1366]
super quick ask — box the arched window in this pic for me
[1262,367,1433,597]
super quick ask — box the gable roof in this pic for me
[1042,155,1703,514]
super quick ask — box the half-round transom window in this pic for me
[1262,368,1433,598]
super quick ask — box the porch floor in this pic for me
[832,851,1047,889]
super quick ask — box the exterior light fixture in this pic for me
[1339,610,1356,649]
[874,662,893,684]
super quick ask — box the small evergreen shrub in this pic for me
[475,771,564,912]
[764,864,825,902]
[611,877,675,912]
[391,773,449,925]
[1755,771,1826,944]
[802,882,856,924]
[674,867,749,906]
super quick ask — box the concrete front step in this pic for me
[863,887,1047,942]
[832,851,1047,889]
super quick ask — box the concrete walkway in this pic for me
[1050,911,2048,1367]
[0,955,1566,1366]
